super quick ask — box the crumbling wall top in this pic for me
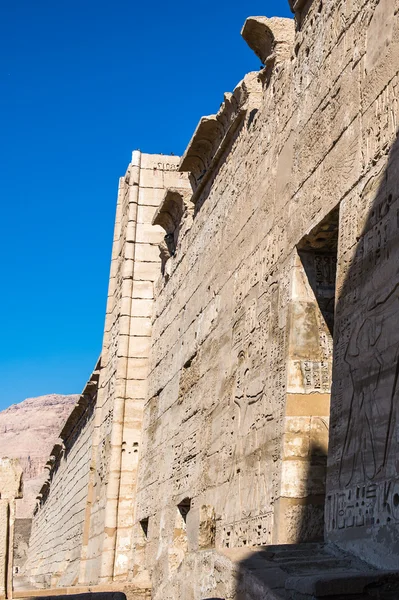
[152,187,193,234]
[179,72,262,202]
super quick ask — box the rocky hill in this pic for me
[0,394,78,518]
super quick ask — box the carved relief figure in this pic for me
[340,281,399,486]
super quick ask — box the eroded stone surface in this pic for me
[0,458,23,599]
[21,0,399,597]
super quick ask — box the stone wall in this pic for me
[325,0,399,570]
[23,154,189,591]
[132,0,399,592]
[21,0,399,594]
[0,458,23,600]
[25,367,99,588]
[78,153,190,586]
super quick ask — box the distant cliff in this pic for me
[0,394,78,518]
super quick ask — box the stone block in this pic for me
[134,243,160,263]
[135,223,164,245]
[132,281,154,300]
[130,299,154,318]
[138,186,165,207]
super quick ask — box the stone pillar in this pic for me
[0,458,23,600]
[79,152,190,585]
[274,248,332,543]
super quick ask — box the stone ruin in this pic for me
[4,0,399,598]
[0,459,23,600]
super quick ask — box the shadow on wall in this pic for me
[227,128,399,598]
[326,128,399,564]
[201,134,399,600]
[236,441,327,600]
[200,443,327,600]
[203,98,399,600]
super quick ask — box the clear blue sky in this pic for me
[0,0,292,410]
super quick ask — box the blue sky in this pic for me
[0,0,292,410]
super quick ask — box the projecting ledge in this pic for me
[179,72,262,202]
[152,187,192,234]
[241,16,295,67]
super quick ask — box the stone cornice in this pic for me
[179,72,262,203]
[152,187,193,234]
[241,16,295,84]
[34,359,101,512]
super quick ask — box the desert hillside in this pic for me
[0,394,78,518]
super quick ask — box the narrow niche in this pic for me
[297,205,339,338]
[286,205,339,542]
[170,498,191,571]
[140,517,149,539]
[177,497,191,523]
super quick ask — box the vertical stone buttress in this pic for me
[78,152,188,584]
[0,459,23,600]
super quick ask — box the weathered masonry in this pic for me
[0,459,23,600]
[16,0,399,598]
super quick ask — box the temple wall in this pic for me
[133,0,399,591]
[0,459,22,600]
[25,377,97,588]
[79,153,189,585]
[23,155,189,591]
[18,0,399,594]
[325,0,399,569]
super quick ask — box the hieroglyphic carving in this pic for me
[363,73,399,169]
[219,513,273,549]
[326,479,399,532]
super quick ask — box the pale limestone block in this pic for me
[134,243,160,263]
[127,358,149,381]
[121,278,133,299]
[0,458,23,499]
[139,168,164,189]
[365,0,395,74]
[139,154,181,170]
[129,316,152,337]
[137,204,157,224]
[134,260,161,282]
[132,281,154,300]
[126,379,148,400]
[117,335,129,358]
[128,336,151,359]
[130,299,153,318]
[138,186,165,207]
[163,170,190,190]
[283,432,310,459]
[121,260,134,279]
[120,296,132,317]
[125,242,135,260]
[118,316,132,336]
[126,221,137,243]
[136,223,165,245]
[198,505,216,549]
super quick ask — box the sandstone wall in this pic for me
[20,0,399,592]
[0,458,23,600]
[132,0,399,590]
[78,153,190,585]
[325,0,399,570]
[25,369,99,588]
[0,394,77,519]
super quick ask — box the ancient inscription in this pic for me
[327,479,399,532]
[339,279,399,486]
[219,513,273,548]
[156,162,179,171]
